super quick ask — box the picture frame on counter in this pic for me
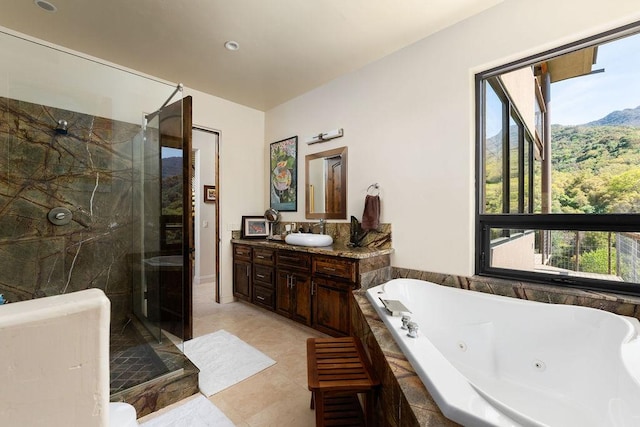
[241,216,269,239]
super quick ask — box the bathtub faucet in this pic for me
[401,315,411,330]
[407,322,419,338]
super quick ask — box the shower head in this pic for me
[55,119,68,135]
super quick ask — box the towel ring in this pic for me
[367,183,380,196]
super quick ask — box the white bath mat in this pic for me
[183,329,276,396]
[140,394,234,427]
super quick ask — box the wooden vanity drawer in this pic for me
[277,251,311,271]
[234,244,252,260]
[253,248,275,265]
[313,256,356,283]
[253,285,275,310]
[254,264,274,287]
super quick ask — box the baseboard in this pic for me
[193,275,216,286]
[219,295,235,304]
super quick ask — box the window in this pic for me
[476,22,640,296]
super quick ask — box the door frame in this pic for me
[192,125,221,304]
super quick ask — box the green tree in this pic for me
[606,169,640,213]
[579,247,616,275]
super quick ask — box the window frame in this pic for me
[475,21,640,297]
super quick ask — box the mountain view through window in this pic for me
[479,27,640,292]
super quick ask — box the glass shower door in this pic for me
[132,111,163,342]
[132,95,193,343]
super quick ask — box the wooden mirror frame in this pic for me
[305,146,348,220]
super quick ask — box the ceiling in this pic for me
[1,0,502,111]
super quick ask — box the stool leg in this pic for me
[365,390,375,427]
[315,391,325,427]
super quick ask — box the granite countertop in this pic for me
[231,238,394,259]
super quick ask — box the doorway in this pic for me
[192,127,220,305]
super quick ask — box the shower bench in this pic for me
[307,336,379,426]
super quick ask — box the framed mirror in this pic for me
[305,146,347,219]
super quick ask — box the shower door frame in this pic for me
[135,95,193,342]
[158,95,193,340]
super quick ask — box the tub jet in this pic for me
[55,119,68,135]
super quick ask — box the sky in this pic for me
[162,147,182,158]
[550,32,640,126]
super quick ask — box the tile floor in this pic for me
[138,280,327,426]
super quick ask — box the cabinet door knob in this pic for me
[311,281,315,296]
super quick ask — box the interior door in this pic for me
[159,95,193,340]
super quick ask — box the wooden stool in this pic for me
[307,337,380,426]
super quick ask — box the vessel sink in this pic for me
[285,233,333,247]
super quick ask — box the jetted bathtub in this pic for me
[366,278,640,427]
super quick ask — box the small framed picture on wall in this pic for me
[204,185,216,202]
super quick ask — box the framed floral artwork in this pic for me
[269,136,297,211]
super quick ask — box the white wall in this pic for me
[186,87,265,303]
[0,289,110,426]
[0,28,173,124]
[192,129,217,286]
[265,0,640,277]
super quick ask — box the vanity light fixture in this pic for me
[305,128,344,145]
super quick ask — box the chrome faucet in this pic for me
[407,322,419,338]
[311,219,326,234]
[401,315,411,330]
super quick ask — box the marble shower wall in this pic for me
[0,96,139,324]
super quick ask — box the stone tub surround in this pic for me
[351,268,640,426]
[350,291,459,426]
[391,267,640,320]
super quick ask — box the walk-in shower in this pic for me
[0,29,197,416]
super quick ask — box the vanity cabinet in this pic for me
[312,255,357,336]
[252,248,276,310]
[232,242,390,337]
[312,276,351,336]
[275,251,312,326]
[232,244,252,301]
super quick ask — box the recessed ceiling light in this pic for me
[34,0,57,12]
[224,41,240,51]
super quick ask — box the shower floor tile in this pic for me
[110,322,171,394]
